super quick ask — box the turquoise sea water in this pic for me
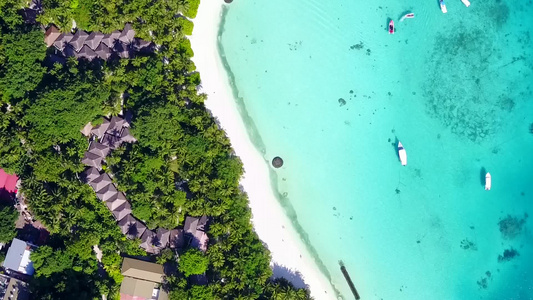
[218,0,533,299]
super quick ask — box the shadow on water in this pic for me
[272,264,308,289]
[480,167,486,186]
[391,136,400,162]
[385,17,392,32]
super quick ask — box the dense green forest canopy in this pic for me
[0,0,312,299]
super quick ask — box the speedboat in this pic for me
[461,0,471,7]
[440,0,448,13]
[400,13,415,21]
[389,20,394,34]
[485,173,491,190]
[398,141,407,166]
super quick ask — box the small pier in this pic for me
[339,261,361,300]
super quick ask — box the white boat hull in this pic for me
[398,142,407,166]
[441,4,448,13]
[461,0,470,7]
[485,173,491,190]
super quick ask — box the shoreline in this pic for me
[188,2,338,299]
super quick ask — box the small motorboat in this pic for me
[461,0,471,7]
[389,20,394,34]
[440,0,448,13]
[485,173,491,190]
[398,141,407,166]
[400,13,415,22]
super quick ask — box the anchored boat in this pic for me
[485,173,491,190]
[389,20,394,34]
[398,141,407,166]
[400,13,415,22]
[461,0,471,7]
[440,0,448,13]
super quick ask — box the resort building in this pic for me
[2,239,36,276]
[43,24,154,62]
[120,258,168,300]
[184,216,209,252]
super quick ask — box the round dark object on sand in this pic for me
[224,0,233,3]
[272,156,284,168]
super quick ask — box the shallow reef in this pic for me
[498,213,528,239]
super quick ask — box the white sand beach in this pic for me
[188,2,337,299]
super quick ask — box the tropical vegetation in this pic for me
[0,0,312,299]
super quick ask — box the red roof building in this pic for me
[0,169,18,195]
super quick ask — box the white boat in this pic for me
[461,0,471,7]
[398,141,407,166]
[485,173,491,190]
[440,0,448,13]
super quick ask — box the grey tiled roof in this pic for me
[96,183,118,202]
[114,42,131,59]
[81,167,100,183]
[53,33,73,51]
[107,116,127,136]
[169,229,185,249]
[88,141,110,158]
[184,216,199,235]
[85,31,104,50]
[118,215,147,239]
[94,43,112,60]
[120,127,137,143]
[101,30,121,48]
[81,151,103,169]
[101,133,122,149]
[91,118,110,138]
[118,23,135,43]
[70,30,89,52]
[89,173,112,192]
[112,202,132,221]
[155,228,170,249]
[76,45,98,60]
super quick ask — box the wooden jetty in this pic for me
[339,261,361,300]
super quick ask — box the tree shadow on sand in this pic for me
[272,263,308,289]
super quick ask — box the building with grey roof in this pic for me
[89,173,112,192]
[105,191,127,210]
[118,23,135,43]
[118,215,147,239]
[120,258,168,300]
[114,42,131,59]
[169,229,185,249]
[87,141,110,158]
[155,228,170,249]
[111,202,132,221]
[70,30,89,52]
[76,45,98,60]
[101,133,123,149]
[94,43,111,60]
[81,151,103,169]
[53,33,73,51]
[107,116,127,136]
[81,167,100,183]
[184,216,209,252]
[2,239,36,276]
[84,32,104,50]
[96,183,118,202]
[120,128,137,143]
[139,230,158,254]
[91,118,110,138]
[101,30,120,48]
